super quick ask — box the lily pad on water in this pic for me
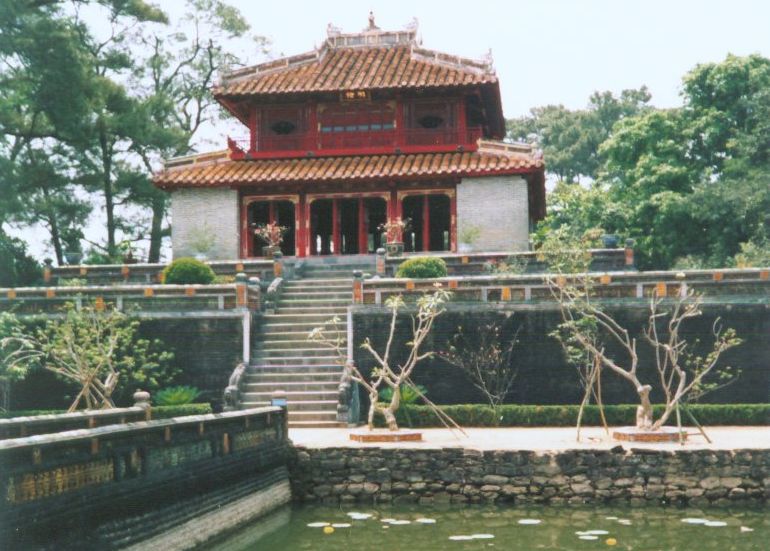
[306,522,330,528]
[449,535,475,541]
[389,520,412,525]
[347,512,372,520]
[617,519,632,525]
[681,518,708,524]
[518,519,542,525]
[380,518,397,523]
[578,535,599,540]
[331,523,351,528]
[585,530,609,535]
[605,516,618,520]
[471,534,495,539]
[704,521,728,527]
[740,526,754,532]
[415,518,437,524]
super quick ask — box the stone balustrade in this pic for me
[1,406,290,549]
[45,259,274,286]
[0,407,149,439]
[0,280,261,315]
[358,267,770,305]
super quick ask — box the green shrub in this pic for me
[380,403,770,428]
[162,257,215,285]
[155,385,202,406]
[395,257,447,278]
[151,403,212,419]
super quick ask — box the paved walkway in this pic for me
[289,426,770,451]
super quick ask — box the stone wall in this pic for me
[456,175,529,251]
[171,188,239,260]
[290,446,770,506]
[351,302,770,406]
[1,408,291,550]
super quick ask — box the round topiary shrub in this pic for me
[395,256,448,278]
[162,257,215,284]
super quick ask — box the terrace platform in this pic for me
[290,426,770,451]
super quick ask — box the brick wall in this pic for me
[456,175,529,252]
[171,188,239,260]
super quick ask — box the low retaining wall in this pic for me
[0,407,148,439]
[1,407,291,550]
[290,446,770,507]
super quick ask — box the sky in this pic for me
[11,0,770,260]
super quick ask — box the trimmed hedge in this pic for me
[1,404,213,420]
[384,403,770,428]
[162,257,215,284]
[150,403,212,419]
[395,256,448,278]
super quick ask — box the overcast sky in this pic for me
[13,0,770,260]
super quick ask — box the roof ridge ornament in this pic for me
[365,11,380,32]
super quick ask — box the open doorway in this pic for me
[310,197,388,255]
[402,194,451,253]
[247,200,296,256]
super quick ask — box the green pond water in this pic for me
[212,504,769,550]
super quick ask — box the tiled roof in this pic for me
[215,45,497,97]
[154,146,543,189]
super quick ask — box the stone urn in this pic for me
[385,241,404,257]
[262,245,279,259]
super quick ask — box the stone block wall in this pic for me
[457,175,529,252]
[290,446,770,506]
[171,188,239,260]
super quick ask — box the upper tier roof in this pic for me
[214,17,497,98]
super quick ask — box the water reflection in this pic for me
[213,503,769,550]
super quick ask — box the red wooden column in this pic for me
[456,99,467,143]
[449,192,458,252]
[268,201,276,225]
[294,199,303,257]
[249,108,258,153]
[332,198,340,254]
[240,200,250,258]
[357,198,367,254]
[422,195,430,252]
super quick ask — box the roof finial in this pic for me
[367,11,379,31]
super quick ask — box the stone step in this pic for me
[287,410,340,422]
[289,422,342,429]
[253,330,345,341]
[241,399,338,412]
[253,347,339,358]
[249,355,342,366]
[275,306,348,315]
[281,286,353,298]
[255,339,345,350]
[261,313,346,324]
[277,299,352,307]
[243,372,342,383]
[281,284,352,293]
[242,389,338,401]
[260,321,346,334]
[247,363,343,373]
[284,279,352,288]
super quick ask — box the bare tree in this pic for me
[310,287,449,431]
[440,320,519,425]
[552,277,741,432]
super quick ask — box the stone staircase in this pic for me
[240,260,372,428]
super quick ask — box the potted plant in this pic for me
[62,229,84,265]
[601,234,620,248]
[379,218,409,257]
[458,225,481,253]
[253,222,287,258]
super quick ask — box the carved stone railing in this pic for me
[336,361,360,426]
[264,276,284,314]
[0,280,261,316]
[381,247,633,277]
[223,363,247,412]
[0,407,289,548]
[358,267,770,305]
[46,259,274,287]
[0,407,149,439]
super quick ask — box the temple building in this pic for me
[154,16,545,259]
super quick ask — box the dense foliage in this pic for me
[385,403,770,428]
[510,55,770,270]
[162,257,215,284]
[1,306,176,410]
[0,0,266,264]
[395,257,448,278]
[155,385,202,406]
